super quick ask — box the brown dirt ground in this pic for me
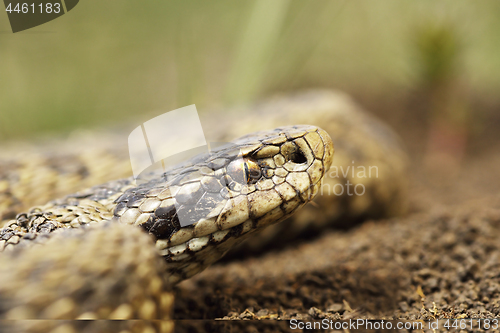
[172,109,500,332]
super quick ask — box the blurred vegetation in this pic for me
[0,0,499,141]
[413,21,470,177]
[413,21,468,123]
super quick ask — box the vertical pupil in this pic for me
[243,162,250,183]
[227,159,250,184]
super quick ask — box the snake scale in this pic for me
[0,90,408,333]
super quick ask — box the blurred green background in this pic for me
[1,0,499,143]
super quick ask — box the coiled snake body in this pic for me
[0,91,408,333]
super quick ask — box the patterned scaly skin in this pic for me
[0,90,408,332]
[0,125,334,333]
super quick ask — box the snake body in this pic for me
[0,124,334,332]
[0,90,408,332]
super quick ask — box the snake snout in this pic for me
[315,127,334,173]
[286,125,334,177]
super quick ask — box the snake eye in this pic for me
[245,160,261,183]
[226,158,260,184]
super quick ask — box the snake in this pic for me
[0,90,408,333]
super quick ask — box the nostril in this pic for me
[279,141,309,165]
[290,150,307,164]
